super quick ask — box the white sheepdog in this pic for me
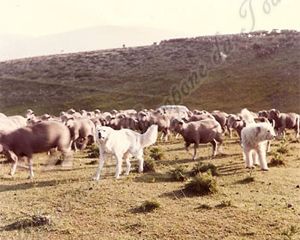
[93,124,158,180]
[240,109,276,170]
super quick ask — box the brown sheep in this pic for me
[170,118,223,160]
[65,118,96,151]
[268,109,300,138]
[139,113,170,141]
[109,115,139,131]
[185,113,215,122]
[226,114,244,138]
[0,121,72,179]
[211,110,229,133]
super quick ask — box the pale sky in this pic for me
[0,0,299,60]
[0,0,299,37]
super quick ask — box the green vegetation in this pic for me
[184,171,218,195]
[143,158,156,172]
[149,147,165,161]
[191,162,219,176]
[169,165,188,181]
[137,200,161,213]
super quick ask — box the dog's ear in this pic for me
[255,126,261,136]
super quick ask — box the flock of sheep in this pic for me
[0,105,299,180]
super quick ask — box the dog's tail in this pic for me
[240,108,255,125]
[141,124,158,148]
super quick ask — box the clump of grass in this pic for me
[143,158,156,172]
[169,165,188,182]
[184,171,218,196]
[269,153,285,167]
[215,200,232,208]
[196,204,212,210]
[276,143,289,155]
[87,144,99,158]
[2,215,51,231]
[190,162,219,176]
[281,225,298,240]
[137,200,160,213]
[149,147,164,160]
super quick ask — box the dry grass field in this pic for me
[0,132,299,240]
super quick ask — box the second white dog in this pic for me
[94,124,158,180]
[240,109,276,170]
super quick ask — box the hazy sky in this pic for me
[0,0,299,37]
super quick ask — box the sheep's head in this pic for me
[65,118,75,128]
[94,109,101,115]
[67,108,76,114]
[258,110,269,118]
[170,119,184,132]
[232,119,245,129]
[138,111,148,121]
[269,109,280,119]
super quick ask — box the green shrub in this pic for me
[277,143,289,155]
[196,204,212,210]
[149,147,164,160]
[143,158,156,172]
[169,165,188,181]
[184,171,218,195]
[87,144,99,158]
[138,200,160,213]
[2,214,51,231]
[269,153,285,167]
[191,162,219,176]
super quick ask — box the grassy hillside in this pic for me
[0,30,299,115]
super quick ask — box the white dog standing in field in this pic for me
[240,109,276,170]
[93,124,158,180]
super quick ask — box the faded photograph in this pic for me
[0,0,299,239]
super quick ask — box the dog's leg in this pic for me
[244,147,252,168]
[124,152,131,176]
[137,150,144,173]
[94,147,105,181]
[267,141,271,153]
[252,150,259,166]
[258,144,269,171]
[114,153,123,179]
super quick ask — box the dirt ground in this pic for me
[0,132,299,240]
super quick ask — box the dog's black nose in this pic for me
[98,132,102,139]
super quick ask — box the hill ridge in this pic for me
[0,30,299,114]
